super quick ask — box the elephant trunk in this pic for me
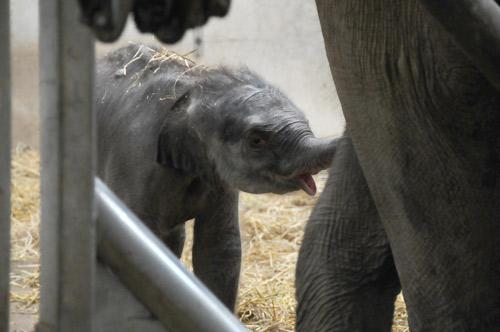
[282,136,338,195]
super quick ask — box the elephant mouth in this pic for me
[294,166,324,196]
[297,173,317,196]
[289,158,331,196]
[263,164,326,196]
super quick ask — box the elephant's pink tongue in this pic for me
[298,173,317,196]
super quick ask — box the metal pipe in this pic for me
[0,0,11,330]
[95,178,248,332]
[38,0,95,331]
[418,0,500,90]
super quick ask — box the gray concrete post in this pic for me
[38,0,96,331]
[0,0,11,330]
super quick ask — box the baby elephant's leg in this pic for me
[136,214,186,258]
[161,224,186,258]
[296,137,401,332]
[193,192,241,310]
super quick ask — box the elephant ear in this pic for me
[156,91,205,177]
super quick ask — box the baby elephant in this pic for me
[96,45,336,310]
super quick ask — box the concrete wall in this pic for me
[11,0,344,148]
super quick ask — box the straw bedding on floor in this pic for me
[10,148,408,331]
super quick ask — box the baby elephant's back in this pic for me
[94,45,193,195]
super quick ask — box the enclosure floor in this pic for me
[10,147,408,331]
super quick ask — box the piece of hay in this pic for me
[10,145,40,312]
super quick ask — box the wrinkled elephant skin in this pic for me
[297,1,500,331]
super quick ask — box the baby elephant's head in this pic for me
[157,69,336,195]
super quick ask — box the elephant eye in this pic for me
[250,137,267,148]
[247,131,269,149]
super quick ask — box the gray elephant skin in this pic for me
[95,44,336,310]
[296,1,500,332]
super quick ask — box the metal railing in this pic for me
[96,178,246,332]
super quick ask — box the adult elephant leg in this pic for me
[316,0,500,330]
[296,136,401,332]
[193,191,241,311]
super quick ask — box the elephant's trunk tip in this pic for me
[292,136,338,196]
